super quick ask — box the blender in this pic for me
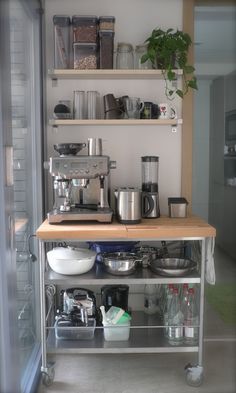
[141,156,160,218]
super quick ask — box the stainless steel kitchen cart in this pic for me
[36,216,216,387]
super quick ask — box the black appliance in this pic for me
[60,287,96,318]
[101,285,129,312]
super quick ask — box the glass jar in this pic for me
[116,42,134,69]
[135,44,151,69]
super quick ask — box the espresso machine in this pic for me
[46,141,116,223]
[141,156,160,218]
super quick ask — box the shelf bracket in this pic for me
[51,78,58,87]
[52,125,58,133]
[171,124,178,133]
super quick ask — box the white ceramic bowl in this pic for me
[47,247,96,275]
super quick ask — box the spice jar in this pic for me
[135,44,151,69]
[116,42,134,69]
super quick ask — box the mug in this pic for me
[124,97,144,119]
[159,103,177,120]
[140,102,153,119]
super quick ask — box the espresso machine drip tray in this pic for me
[48,207,113,224]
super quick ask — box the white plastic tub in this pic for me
[103,320,130,341]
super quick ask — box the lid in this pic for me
[135,44,148,52]
[53,15,71,26]
[117,42,133,52]
[73,42,97,49]
[72,15,98,25]
[141,156,159,162]
[116,312,131,324]
[99,16,115,22]
[99,30,115,36]
[168,197,188,205]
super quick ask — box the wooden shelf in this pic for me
[48,69,183,80]
[49,119,183,127]
[36,216,216,241]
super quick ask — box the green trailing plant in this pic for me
[141,28,198,99]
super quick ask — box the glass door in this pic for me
[0,0,43,392]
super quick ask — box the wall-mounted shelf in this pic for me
[49,119,183,127]
[48,69,183,80]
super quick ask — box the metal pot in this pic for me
[100,252,142,275]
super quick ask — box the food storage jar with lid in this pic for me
[116,42,134,69]
[53,15,71,69]
[135,44,151,69]
[72,15,98,43]
[73,43,97,69]
[99,30,114,69]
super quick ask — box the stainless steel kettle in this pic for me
[114,187,141,224]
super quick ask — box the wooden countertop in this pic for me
[36,216,216,241]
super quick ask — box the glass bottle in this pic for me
[184,288,199,345]
[144,284,158,315]
[116,42,134,69]
[167,288,184,345]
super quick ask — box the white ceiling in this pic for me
[194,6,236,76]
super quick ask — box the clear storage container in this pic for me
[53,15,71,69]
[135,44,151,69]
[116,42,134,69]
[72,15,98,43]
[99,16,115,31]
[73,43,97,69]
[99,30,114,69]
[55,318,96,340]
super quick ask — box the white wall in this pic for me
[44,0,183,215]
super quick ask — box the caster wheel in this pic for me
[42,367,55,387]
[185,364,203,387]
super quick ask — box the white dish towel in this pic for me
[205,237,216,285]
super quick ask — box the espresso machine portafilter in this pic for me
[45,141,116,223]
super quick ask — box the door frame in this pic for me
[182,0,236,211]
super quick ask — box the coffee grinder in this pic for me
[141,156,160,218]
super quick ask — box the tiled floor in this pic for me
[37,247,236,393]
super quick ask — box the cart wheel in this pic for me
[42,367,55,387]
[185,364,203,387]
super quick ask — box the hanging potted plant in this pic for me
[141,28,198,99]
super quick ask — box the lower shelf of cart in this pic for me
[47,329,198,354]
[46,312,199,354]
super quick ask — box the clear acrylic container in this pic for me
[72,15,98,43]
[53,15,71,69]
[55,318,96,340]
[73,43,97,69]
[116,42,134,69]
[99,30,114,69]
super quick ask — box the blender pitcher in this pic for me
[141,156,160,218]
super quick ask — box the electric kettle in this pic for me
[114,187,141,224]
[114,187,154,224]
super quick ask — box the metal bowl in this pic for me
[100,252,141,275]
[150,258,197,277]
[54,143,86,156]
